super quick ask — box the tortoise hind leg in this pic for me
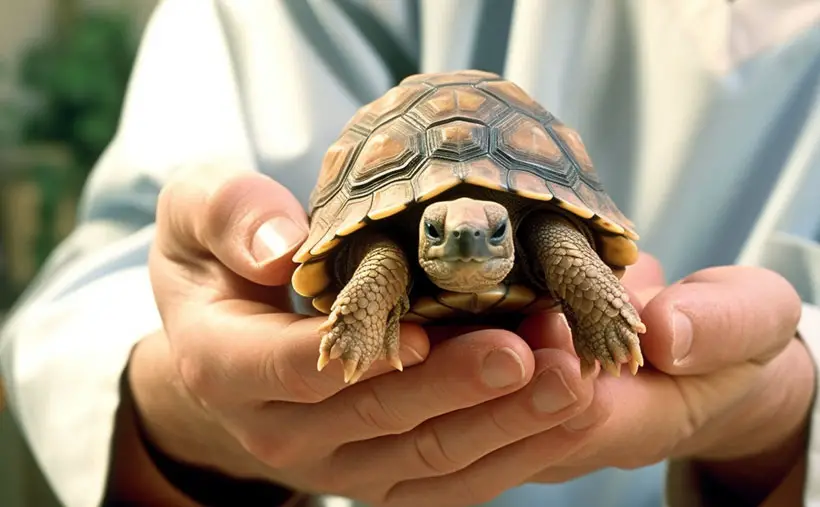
[317,233,411,384]
[522,213,645,377]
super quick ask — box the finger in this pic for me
[254,330,535,463]
[331,347,593,489]
[526,464,610,484]
[174,310,430,407]
[535,337,812,471]
[621,252,665,290]
[424,325,497,345]
[517,311,574,353]
[634,285,664,309]
[155,163,308,287]
[640,266,802,375]
[382,376,613,507]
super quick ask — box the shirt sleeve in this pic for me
[0,0,258,505]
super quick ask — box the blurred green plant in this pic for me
[0,63,20,148]
[18,8,136,181]
[0,7,138,309]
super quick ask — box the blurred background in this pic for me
[0,1,156,505]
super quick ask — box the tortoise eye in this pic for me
[490,221,507,243]
[425,221,441,241]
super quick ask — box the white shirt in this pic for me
[2,1,820,506]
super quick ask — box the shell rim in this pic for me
[293,180,639,267]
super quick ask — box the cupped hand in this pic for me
[131,163,605,505]
[366,256,813,506]
[133,161,813,507]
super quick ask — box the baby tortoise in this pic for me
[292,70,645,384]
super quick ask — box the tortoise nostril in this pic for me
[474,230,481,237]
[453,230,461,238]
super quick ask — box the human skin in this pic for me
[106,166,814,507]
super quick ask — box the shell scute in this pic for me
[312,293,337,314]
[310,129,366,208]
[407,87,507,127]
[294,192,346,263]
[597,192,639,239]
[309,195,373,257]
[494,285,538,311]
[350,117,424,184]
[368,179,415,221]
[400,69,501,86]
[427,120,489,161]
[292,259,331,298]
[547,182,595,219]
[344,83,432,133]
[599,235,639,268]
[495,114,566,170]
[438,286,507,313]
[414,159,462,201]
[509,169,554,201]
[409,296,457,320]
[461,156,508,191]
[551,124,598,181]
[575,182,625,235]
[333,195,374,238]
[477,80,551,120]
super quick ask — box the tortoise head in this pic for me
[418,197,515,293]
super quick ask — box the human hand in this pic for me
[524,262,814,505]
[132,162,429,484]
[363,255,811,506]
[130,162,606,505]
[132,159,812,506]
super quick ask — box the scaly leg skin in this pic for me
[316,234,411,384]
[524,213,646,377]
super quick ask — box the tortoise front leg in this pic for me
[317,233,411,384]
[523,213,645,377]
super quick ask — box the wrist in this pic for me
[692,339,815,505]
[106,353,202,506]
[128,330,234,470]
[693,419,809,506]
[128,330,304,505]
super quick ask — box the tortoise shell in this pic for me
[293,70,639,318]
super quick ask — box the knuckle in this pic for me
[203,173,256,237]
[156,183,175,221]
[454,476,500,507]
[616,443,670,470]
[166,163,261,252]
[262,351,325,403]
[155,182,186,245]
[563,390,612,433]
[311,464,360,497]
[177,353,222,401]
[238,428,301,469]
[411,423,461,476]
[350,384,410,434]
[486,405,521,440]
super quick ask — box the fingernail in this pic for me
[251,216,306,263]
[401,345,425,364]
[532,369,577,413]
[672,310,693,364]
[481,348,525,389]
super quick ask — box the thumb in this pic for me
[155,162,309,286]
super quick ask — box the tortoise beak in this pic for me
[442,225,493,261]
